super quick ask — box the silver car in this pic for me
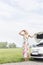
[31,32,43,59]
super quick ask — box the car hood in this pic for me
[34,32,43,43]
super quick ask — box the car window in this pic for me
[37,43,43,47]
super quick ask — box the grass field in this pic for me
[0,48,24,64]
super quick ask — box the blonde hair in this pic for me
[22,30,28,35]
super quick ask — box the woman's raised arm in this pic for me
[19,30,24,36]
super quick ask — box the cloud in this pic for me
[0,0,43,20]
[0,0,43,47]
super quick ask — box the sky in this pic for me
[0,0,43,47]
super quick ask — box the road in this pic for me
[0,61,43,65]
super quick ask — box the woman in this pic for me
[19,30,32,61]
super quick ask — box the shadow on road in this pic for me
[29,58,43,62]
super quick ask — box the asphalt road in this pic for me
[0,61,43,65]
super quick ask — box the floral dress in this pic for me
[23,36,29,58]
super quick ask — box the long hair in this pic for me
[23,30,28,35]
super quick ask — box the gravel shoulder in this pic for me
[0,61,43,65]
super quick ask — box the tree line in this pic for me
[0,42,16,48]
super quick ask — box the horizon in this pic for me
[0,0,43,47]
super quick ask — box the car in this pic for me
[30,32,43,59]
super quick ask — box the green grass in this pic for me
[0,48,24,64]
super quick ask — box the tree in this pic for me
[9,43,16,48]
[0,42,7,48]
